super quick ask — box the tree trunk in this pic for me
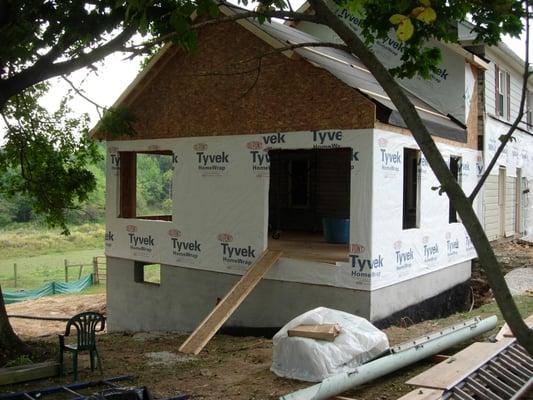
[309,0,533,354]
[0,285,26,364]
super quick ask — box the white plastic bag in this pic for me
[270,307,389,382]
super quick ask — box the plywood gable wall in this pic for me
[102,22,376,140]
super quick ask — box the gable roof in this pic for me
[91,4,466,141]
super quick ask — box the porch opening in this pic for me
[267,148,351,264]
[119,150,173,221]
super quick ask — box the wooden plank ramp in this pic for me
[179,249,282,355]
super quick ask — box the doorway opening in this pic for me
[267,148,351,263]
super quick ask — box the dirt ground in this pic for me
[471,239,533,307]
[6,294,106,337]
[2,240,532,399]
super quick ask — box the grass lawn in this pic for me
[0,223,105,291]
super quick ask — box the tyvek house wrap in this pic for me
[105,128,479,291]
[257,18,467,142]
[284,6,468,124]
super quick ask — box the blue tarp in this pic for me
[3,274,93,304]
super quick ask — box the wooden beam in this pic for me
[0,362,59,386]
[119,151,136,218]
[397,388,444,400]
[406,339,515,390]
[288,324,341,341]
[179,249,282,355]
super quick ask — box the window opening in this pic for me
[403,148,420,229]
[134,262,161,285]
[449,156,462,223]
[496,67,510,120]
[119,150,173,221]
[526,91,532,129]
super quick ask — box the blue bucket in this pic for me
[322,217,350,244]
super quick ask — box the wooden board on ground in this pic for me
[406,339,514,390]
[495,314,533,340]
[179,249,282,355]
[397,388,444,400]
[332,396,359,400]
[288,324,341,341]
[0,362,59,386]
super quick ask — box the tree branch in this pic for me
[61,75,106,118]
[124,8,318,53]
[469,6,531,202]
[0,26,136,111]
[308,0,533,353]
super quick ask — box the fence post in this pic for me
[92,257,99,284]
[64,259,68,282]
[78,264,83,280]
[13,263,17,288]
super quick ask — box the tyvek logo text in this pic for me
[312,130,342,148]
[172,238,201,259]
[129,233,154,253]
[221,243,256,266]
[349,254,383,278]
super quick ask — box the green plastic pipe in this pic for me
[280,315,498,400]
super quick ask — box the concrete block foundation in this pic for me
[106,256,471,332]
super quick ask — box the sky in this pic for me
[4,9,533,134]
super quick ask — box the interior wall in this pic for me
[268,148,351,233]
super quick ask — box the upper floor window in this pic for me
[495,65,510,121]
[526,90,532,129]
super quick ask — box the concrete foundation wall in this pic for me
[106,256,371,332]
[369,260,471,321]
[107,256,471,332]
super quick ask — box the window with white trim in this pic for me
[495,66,510,121]
[526,90,532,129]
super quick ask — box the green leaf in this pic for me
[416,7,437,24]
[390,14,407,25]
[396,18,414,41]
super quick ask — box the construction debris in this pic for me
[495,313,533,340]
[0,375,189,400]
[405,339,533,399]
[279,316,497,400]
[271,307,389,383]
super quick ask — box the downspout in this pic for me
[280,315,498,400]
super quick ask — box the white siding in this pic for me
[484,174,500,240]
[484,49,533,131]
[505,176,516,236]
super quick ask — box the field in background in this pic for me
[0,223,105,291]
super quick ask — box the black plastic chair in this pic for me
[59,311,106,381]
